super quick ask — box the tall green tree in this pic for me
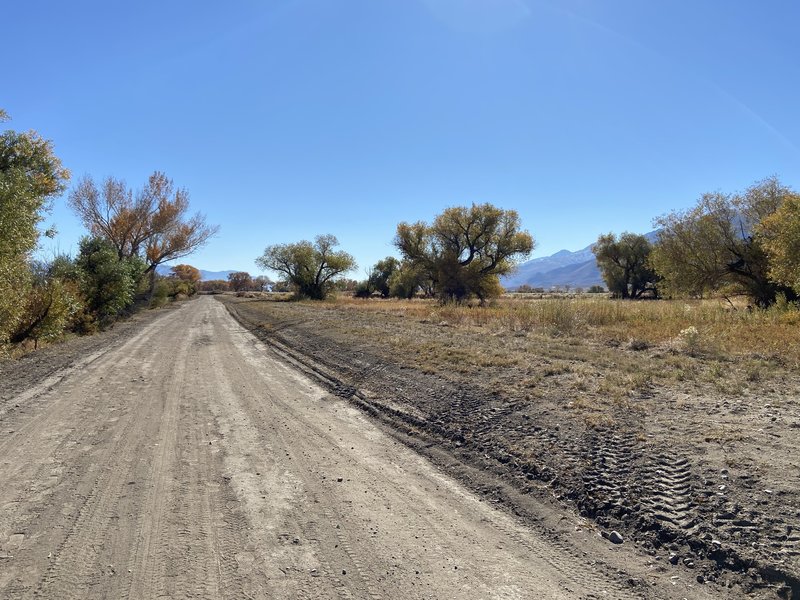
[593,232,658,299]
[650,177,795,307]
[395,203,534,304]
[367,256,401,298]
[388,261,435,299]
[0,110,70,343]
[256,234,356,300]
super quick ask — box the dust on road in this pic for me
[0,297,706,599]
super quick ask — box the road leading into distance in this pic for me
[0,297,696,599]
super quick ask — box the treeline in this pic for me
[254,177,799,310]
[0,110,216,351]
[255,204,535,304]
[593,177,800,307]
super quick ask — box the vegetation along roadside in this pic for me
[0,109,217,357]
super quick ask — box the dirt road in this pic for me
[0,297,709,599]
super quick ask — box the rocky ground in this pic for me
[221,295,800,599]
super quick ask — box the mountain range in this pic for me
[155,265,236,281]
[500,230,659,291]
[500,244,603,290]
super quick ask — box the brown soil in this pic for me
[221,295,800,599]
[0,296,721,599]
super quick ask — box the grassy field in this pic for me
[338,295,800,366]
[318,294,800,366]
[264,292,799,425]
[231,292,800,423]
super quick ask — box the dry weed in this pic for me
[325,295,800,366]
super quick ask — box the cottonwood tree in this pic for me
[395,203,534,304]
[170,264,201,296]
[650,177,796,307]
[197,279,229,293]
[593,232,658,299]
[367,256,400,297]
[387,261,435,299]
[336,278,359,293]
[256,234,356,300]
[170,264,201,284]
[69,172,218,290]
[253,275,272,292]
[0,110,70,342]
[227,271,253,292]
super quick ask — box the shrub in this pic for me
[354,281,372,298]
[150,279,171,307]
[9,278,80,347]
[77,237,143,324]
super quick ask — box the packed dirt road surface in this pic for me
[0,297,713,599]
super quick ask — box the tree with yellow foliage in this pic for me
[395,203,534,304]
[69,172,218,292]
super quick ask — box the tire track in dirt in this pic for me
[35,341,165,598]
[203,313,334,600]
[581,431,636,516]
[123,318,185,600]
[37,324,176,600]
[0,315,160,483]
[222,297,735,599]
[266,382,635,600]
[641,453,697,531]
[0,317,169,597]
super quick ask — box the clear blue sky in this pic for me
[5,0,800,276]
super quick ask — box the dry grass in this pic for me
[229,292,800,427]
[322,294,800,366]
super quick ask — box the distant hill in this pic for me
[501,244,602,290]
[155,265,237,281]
[197,269,237,281]
[501,230,659,290]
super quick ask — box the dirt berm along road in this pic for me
[0,296,714,599]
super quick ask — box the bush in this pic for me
[76,237,143,324]
[0,261,30,344]
[150,278,171,308]
[9,278,80,347]
[354,281,373,298]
